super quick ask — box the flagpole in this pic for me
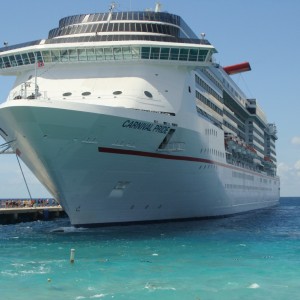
[34,52,38,99]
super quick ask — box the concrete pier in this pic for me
[0,206,65,224]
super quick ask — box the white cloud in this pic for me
[291,136,300,145]
[277,161,300,196]
[277,162,290,174]
[278,161,300,178]
[295,160,300,170]
[294,160,300,177]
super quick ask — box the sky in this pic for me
[0,0,299,198]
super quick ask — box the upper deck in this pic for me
[0,9,216,75]
[48,10,206,44]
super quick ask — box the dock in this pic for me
[0,199,65,224]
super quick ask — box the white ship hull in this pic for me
[0,7,280,226]
[0,100,279,226]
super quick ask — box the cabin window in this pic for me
[9,55,17,67]
[28,52,35,64]
[141,47,150,59]
[107,23,113,31]
[15,54,23,65]
[179,49,188,61]
[91,24,97,33]
[69,49,77,61]
[87,49,96,61]
[131,47,140,59]
[150,47,160,59]
[136,23,142,32]
[104,48,113,60]
[113,48,122,59]
[160,48,170,60]
[121,47,130,59]
[152,24,159,33]
[157,24,163,33]
[78,49,87,61]
[60,50,68,62]
[189,49,198,61]
[119,23,124,31]
[199,50,208,61]
[130,23,136,31]
[20,54,29,65]
[116,12,122,20]
[170,48,179,60]
[95,48,103,60]
[144,91,153,98]
[42,51,51,63]
[51,50,60,62]
[102,23,108,32]
[141,23,147,32]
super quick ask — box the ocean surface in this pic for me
[1,197,300,300]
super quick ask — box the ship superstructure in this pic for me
[0,4,279,226]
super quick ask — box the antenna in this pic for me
[200,33,206,39]
[155,2,162,12]
[109,1,116,12]
[107,2,117,24]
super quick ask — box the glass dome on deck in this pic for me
[47,11,211,46]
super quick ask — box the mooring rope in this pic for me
[16,154,32,200]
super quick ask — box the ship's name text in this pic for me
[122,120,170,134]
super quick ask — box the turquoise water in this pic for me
[1,198,300,300]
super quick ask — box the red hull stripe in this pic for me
[98,147,278,180]
[99,146,215,164]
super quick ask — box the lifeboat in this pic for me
[223,62,251,75]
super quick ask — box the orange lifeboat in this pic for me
[223,62,251,75]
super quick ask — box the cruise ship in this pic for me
[0,3,280,226]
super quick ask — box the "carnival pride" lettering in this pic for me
[122,120,170,134]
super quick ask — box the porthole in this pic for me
[82,92,91,96]
[144,91,153,98]
[113,91,122,95]
[63,92,72,97]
